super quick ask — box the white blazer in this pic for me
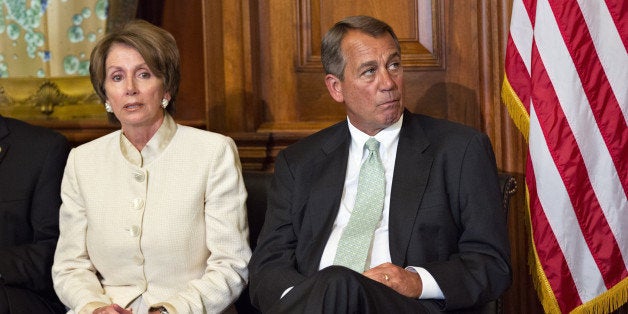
[52,122,251,314]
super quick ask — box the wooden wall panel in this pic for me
[203,0,262,134]
[297,0,441,70]
[160,0,205,128]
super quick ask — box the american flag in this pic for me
[502,0,627,312]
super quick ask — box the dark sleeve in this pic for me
[424,133,512,309]
[248,150,308,312]
[0,133,69,293]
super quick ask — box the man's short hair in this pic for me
[320,15,400,80]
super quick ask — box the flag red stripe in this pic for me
[504,34,531,112]
[526,156,582,312]
[531,41,628,287]
[523,0,537,28]
[604,0,628,51]
[549,0,628,197]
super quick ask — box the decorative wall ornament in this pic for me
[0,0,138,121]
[0,76,104,120]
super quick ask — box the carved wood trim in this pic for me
[296,0,445,71]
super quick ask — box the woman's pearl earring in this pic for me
[161,98,169,109]
[104,102,113,113]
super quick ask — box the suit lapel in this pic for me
[0,116,10,165]
[303,123,350,274]
[389,113,433,266]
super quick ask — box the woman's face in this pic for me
[104,43,169,130]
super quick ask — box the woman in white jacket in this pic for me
[52,20,251,314]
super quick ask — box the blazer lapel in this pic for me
[303,124,350,274]
[389,113,433,266]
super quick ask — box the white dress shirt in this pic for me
[317,115,445,299]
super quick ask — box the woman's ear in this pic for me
[324,74,344,103]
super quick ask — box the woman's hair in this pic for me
[320,15,400,80]
[89,19,181,119]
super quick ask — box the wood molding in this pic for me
[296,0,444,71]
[202,0,261,133]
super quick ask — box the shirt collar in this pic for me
[120,113,177,167]
[347,115,403,158]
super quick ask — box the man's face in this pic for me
[325,30,404,136]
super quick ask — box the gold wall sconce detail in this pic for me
[0,77,106,121]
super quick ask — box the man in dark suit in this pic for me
[248,15,511,312]
[0,115,69,313]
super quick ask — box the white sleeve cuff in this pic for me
[406,266,445,299]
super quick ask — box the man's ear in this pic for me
[324,74,344,103]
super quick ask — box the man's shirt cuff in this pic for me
[406,266,445,299]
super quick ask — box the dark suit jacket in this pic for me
[249,111,511,311]
[0,115,69,313]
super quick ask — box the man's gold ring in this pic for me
[384,274,390,281]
